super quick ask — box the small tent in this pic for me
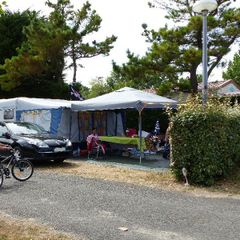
[72,87,177,162]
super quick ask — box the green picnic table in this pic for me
[99,136,146,151]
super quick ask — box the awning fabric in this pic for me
[0,97,72,110]
[71,87,177,111]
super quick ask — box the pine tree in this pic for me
[223,51,240,84]
[110,0,240,93]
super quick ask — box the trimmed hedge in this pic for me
[170,98,240,186]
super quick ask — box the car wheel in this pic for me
[14,146,23,160]
[54,158,65,163]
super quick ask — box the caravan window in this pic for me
[4,109,14,120]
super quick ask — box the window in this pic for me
[4,109,14,120]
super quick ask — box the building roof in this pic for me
[198,79,240,96]
[198,79,240,90]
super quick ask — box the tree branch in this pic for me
[208,35,237,75]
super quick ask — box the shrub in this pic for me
[170,97,240,186]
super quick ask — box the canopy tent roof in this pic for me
[0,97,72,111]
[72,87,177,111]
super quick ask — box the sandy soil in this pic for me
[36,160,240,199]
[0,212,81,240]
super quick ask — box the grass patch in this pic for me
[208,166,240,195]
[35,160,240,198]
[0,213,80,240]
[36,160,177,187]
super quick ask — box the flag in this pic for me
[69,84,84,101]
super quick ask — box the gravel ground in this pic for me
[0,170,240,240]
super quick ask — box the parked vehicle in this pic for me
[0,121,73,162]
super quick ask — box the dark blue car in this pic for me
[0,121,73,162]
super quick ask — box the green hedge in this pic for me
[170,99,240,186]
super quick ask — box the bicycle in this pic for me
[0,150,34,188]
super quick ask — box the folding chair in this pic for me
[87,138,106,160]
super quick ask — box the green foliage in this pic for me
[157,81,174,95]
[177,78,191,92]
[0,1,6,14]
[0,10,37,97]
[0,10,32,65]
[170,98,240,186]
[223,51,240,84]
[111,0,240,94]
[62,0,117,83]
[0,0,116,98]
[108,50,178,90]
[86,77,111,99]
[106,71,132,91]
[0,6,67,97]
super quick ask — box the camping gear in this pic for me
[72,87,177,163]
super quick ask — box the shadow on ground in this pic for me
[76,154,169,172]
[33,154,169,172]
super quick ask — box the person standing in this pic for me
[154,120,160,136]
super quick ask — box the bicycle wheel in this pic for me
[11,160,34,181]
[0,170,3,188]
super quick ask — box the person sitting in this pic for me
[86,128,106,159]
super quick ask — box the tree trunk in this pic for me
[72,56,77,83]
[71,41,77,83]
[190,67,198,94]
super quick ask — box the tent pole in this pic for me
[138,110,143,164]
[69,110,72,140]
[77,111,81,142]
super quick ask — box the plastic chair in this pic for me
[87,138,106,160]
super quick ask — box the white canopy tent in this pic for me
[72,87,177,163]
[71,87,177,111]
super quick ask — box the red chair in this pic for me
[87,137,106,160]
[126,128,137,137]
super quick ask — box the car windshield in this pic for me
[6,122,48,135]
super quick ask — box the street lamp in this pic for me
[193,0,218,105]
